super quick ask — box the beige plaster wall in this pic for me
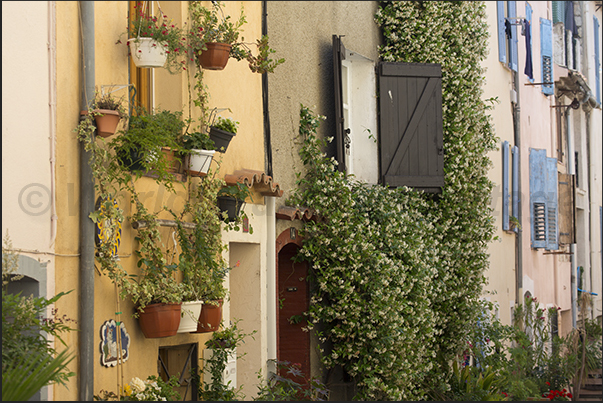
[482,1,518,326]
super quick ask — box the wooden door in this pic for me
[277,243,310,380]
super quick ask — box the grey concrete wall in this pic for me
[266,1,381,210]
[265,2,381,398]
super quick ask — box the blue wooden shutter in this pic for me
[540,18,554,95]
[530,148,547,249]
[502,141,510,231]
[594,16,600,104]
[546,157,559,250]
[508,1,518,71]
[497,1,507,64]
[512,145,519,232]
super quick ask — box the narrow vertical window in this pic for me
[594,16,600,104]
[508,1,518,72]
[129,1,152,112]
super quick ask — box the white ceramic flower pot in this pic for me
[128,37,167,68]
[186,149,215,177]
[177,300,203,333]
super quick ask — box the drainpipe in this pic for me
[266,196,277,376]
[512,70,523,308]
[567,107,577,329]
[79,1,96,400]
[262,0,273,177]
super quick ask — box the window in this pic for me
[333,37,444,192]
[497,1,519,71]
[332,35,379,184]
[503,141,510,231]
[129,1,152,112]
[529,148,558,250]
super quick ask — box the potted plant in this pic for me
[171,168,230,333]
[198,320,255,401]
[80,90,128,138]
[217,182,252,225]
[187,1,246,71]
[112,108,186,181]
[121,2,185,73]
[209,116,238,153]
[187,1,284,73]
[180,122,216,177]
[120,200,185,338]
[95,375,182,401]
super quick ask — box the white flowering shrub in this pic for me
[289,2,497,400]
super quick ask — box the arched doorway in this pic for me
[276,228,310,380]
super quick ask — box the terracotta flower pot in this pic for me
[192,299,223,333]
[80,110,121,138]
[138,302,181,338]
[161,147,182,173]
[197,42,232,70]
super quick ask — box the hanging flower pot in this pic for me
[192,299,223,333]
[160,147,182,174]
[177,300,203,333]
[217,196,244,223]
[128,37,168,68]
[197,42,232,70]
[138,302,182,338]
[185,149,215,177]
[209,126,236,153]
[80,110,122,138]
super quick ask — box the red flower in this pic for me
[567,393,572,398]
[546,381,551,386]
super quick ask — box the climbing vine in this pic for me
[289,1,497,400]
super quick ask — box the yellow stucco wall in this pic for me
[53,1,267,400]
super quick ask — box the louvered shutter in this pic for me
[378,62,444,192]
[530,149,547,249]
[333,35,346,172]
[502,141,510,231]
[508,1,518,72]
[545,157,559,250]
[540,18,554,95]
[497,1,507,64]
[558,173,576,245]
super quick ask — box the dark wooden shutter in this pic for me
[558,173,576,245]
[378,62,444,192]
[332,35,346,172]
[545,157,559,251]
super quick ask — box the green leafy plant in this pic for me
[253,360,330,401]
[197,319,255,401]
[119,1,186,74]
[217,182,254,232]
[186,1,284,74]
[94,374,181,401]
[111,108,185,185]
[2,232,76,399]
[180,119,216,151]
[212,116,238,134]
[120,199,185,315]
